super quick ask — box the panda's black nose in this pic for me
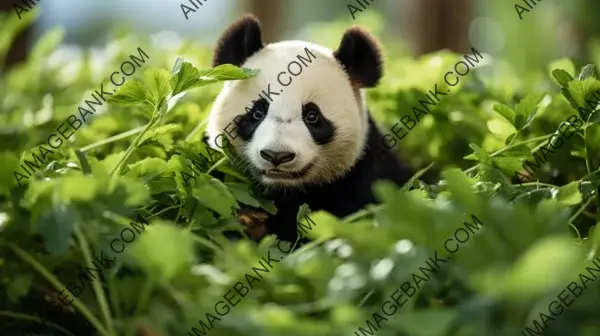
[260,150,296,165]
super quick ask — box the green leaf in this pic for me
[504,237,582,297]
[144,68,172,109]
[225,182,262,208]
[192,175,237,217]
[126,157,171,179]
[492,104,516,125]
[589,109,600,124]
[468,144,492,165]
[548,58,575,84]
[552,69,574,87]
[492,156,524,176]
[6,274,33,302]
[479,165,517,198]
[567,77,600,109]
[108,79,150,107]
[129,222,195,283]
[37,205,77,255]
[170,61,259,96]
[555,181,582,205]
[296,204,312,223]
[74,149,92,175]
[514,92,546,129]
[401,162,435,192]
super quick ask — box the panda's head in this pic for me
[206,14,383,189]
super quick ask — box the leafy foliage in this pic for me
[0,14,599,336]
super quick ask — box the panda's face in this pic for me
[207,42,368,188]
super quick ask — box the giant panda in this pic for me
[206,14,415,242]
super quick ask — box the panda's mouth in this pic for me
[262,163,313,179]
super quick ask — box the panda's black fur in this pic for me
[262,118,414,242]
[210,14,415,242]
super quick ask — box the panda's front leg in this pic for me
[236,207,270,241]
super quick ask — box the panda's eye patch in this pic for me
[302,102,322,126]
[248,98,269,121]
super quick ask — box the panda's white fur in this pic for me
[207,41,370,188]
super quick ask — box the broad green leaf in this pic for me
[55,174,99,203]
[296,204,312,223]
[589,110,600,124]
[479,165,517,198]
[504,237,582,296]
[552,69,574,87]
[170,61,259,96]
[168,154,195,197]
[492,156,524,176]
[6,274,33,302]
[514,92,546,129]
[302,211,337,240]
[492,104,516,124]
[441,169,479,211]
[225,182,262,208]
[548,58,575,84]
[192,175,237,217]
[139,124,182,149]
[555,181,582,205]
[108,79,150,107]
[468,144,492,165]
[144,68,172,109]
[126,157,171,178]
[37,205,77,255]
[513,188,554,207]
[567,77,600,109]
[129,222,195,283]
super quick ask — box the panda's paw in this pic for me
[237,208,270,241]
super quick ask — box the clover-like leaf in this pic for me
[555,181,582,205]
[108,79,150,107]
[514,92,547,129]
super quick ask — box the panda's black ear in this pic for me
[334,26,383,87]
[213,14,265,67]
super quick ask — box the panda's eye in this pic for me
[305,111,319,124]
[252,108,265,121]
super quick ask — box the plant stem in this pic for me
[0,311,77,336]
[464,134,553,175]
[9,245,112,336]
[109,115,158,179]
[124,278,155,336]
[568,194,596,224]
[185,119,208,142]
[80,125,147,152]
[513,182,558,189]
[75,226,116,335]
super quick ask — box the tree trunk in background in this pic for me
[410,0,472,55]
[0,3,31,68]
[246,0,284,42]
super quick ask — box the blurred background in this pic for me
[0,0,597,69]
